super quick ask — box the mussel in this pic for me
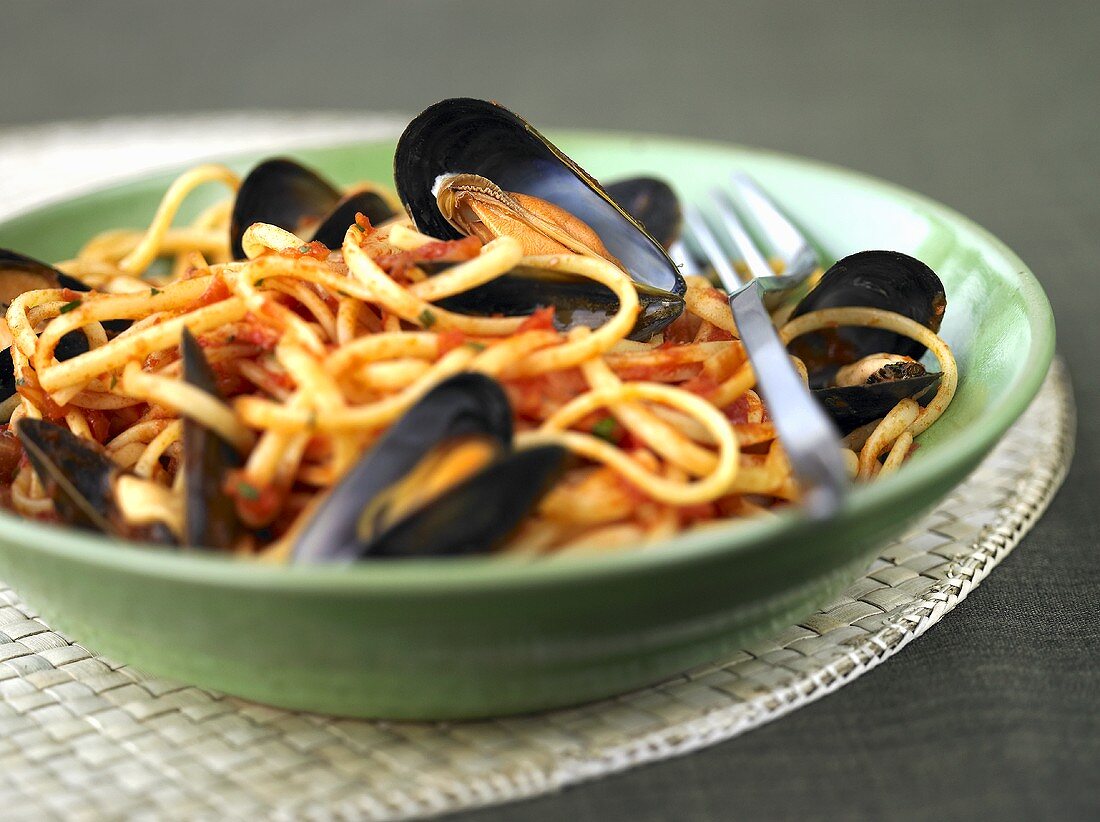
[604,177,682,250]
[0,251,130,336]
[0,248,87,298]
[230,158,399,259]
[15,418,174,543]
[787,250,947,433]
[393,98,686,340]
[789,250,946,386]
[436,265,685,338]
[293,372,567,562]
[180,328,241,550]
[0,250,127,415]
[13,330,241,547]
[810,365,942,434]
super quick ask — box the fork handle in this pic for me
[729,282,849,519]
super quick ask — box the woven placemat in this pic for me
[0,116,1076,821]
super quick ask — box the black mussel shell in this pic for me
[0,250,127,402]
[292,372,512,562]
[311,189,397,249]
[605,177,682,250]
[789,250,947,388]
[393,98,685,337]
[363,443,566,558]
[230,158,396,259]
[231,159,339,259]
[229,159,336,258]
[15,418,173,542]
[813,372,942,434]
[180,329,241,550]
[16,417,119,533]
[437,265,684,340]
[292,372,564,562]
[0,248,86,299]
[1,330,91,405]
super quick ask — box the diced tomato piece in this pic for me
[189,275,231,309]
[84,410,110,443]
[663,310,702,344]
[14,367,67,422]
[503,368,586,420]
[412,236,482,263]
[278,240,330,261]
[376,236,482,280]
[517,306,556,333]
[224,471,284,528]
[723,393,753,424]
[436,329,467,354]
[679,372,720,397]
[233,316,281,351]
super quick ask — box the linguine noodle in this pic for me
[2,164,957,557]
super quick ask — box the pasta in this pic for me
[0,158,956,559]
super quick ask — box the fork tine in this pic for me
[729,172,817,278]
[708,188,775,282]
[682,206,743,292]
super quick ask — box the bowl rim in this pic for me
[0,130,1056,594]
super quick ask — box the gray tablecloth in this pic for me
[2,1,1097,819]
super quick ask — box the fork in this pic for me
[681,173,849,519]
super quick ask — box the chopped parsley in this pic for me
[236,481,260,501]
[464,341,487,352]
[255,278,266,287]
[109,373,118,389]
[298,244,312,254]
[418,308,437,328]
[58,299,81,314]
[150,287,162,296]
[592,417,618,443]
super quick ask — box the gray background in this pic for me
[3,1,1098,819]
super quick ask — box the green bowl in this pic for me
[0,133,1054,719]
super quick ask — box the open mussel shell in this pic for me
[16,418,120,534]
[604,177,682,250]
[292,372,566,562]
[179,329,241,550]
[438,265,684,340]
[788,250,947,388]
[0,249,126,407]
[230,158,397,259]
[15,418,174,543]
[362,443,566,558]
[231,159,337,259]
[813,372,942,435]
[0,249,86,299]
[394,98,686,337]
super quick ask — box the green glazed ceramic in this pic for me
[0,134,1054,719]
